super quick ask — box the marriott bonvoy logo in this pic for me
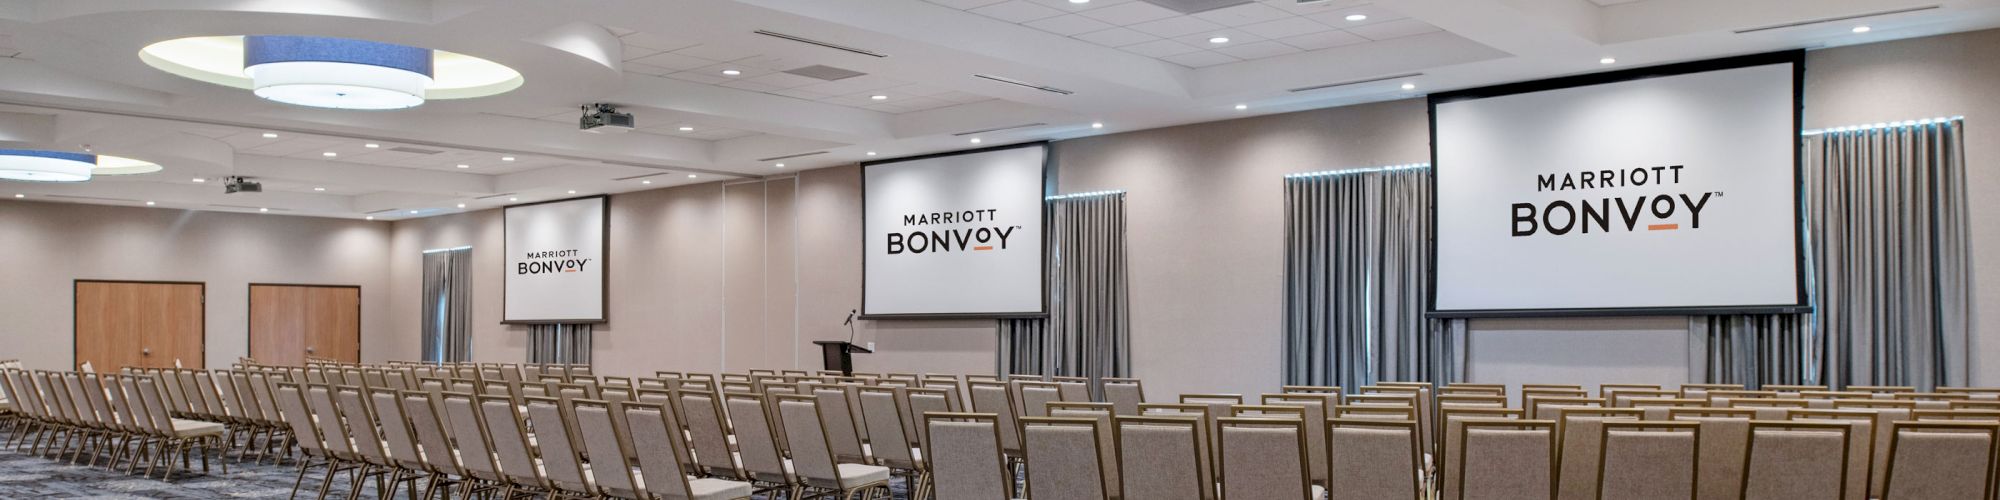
[887,208,1023,254]
[1511,164,1720,237]
[517,249,591,274]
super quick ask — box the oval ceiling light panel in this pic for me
[139,36,523,107]
[94,155,164,175]
[0,149,96,182]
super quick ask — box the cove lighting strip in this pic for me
[1802,116,1963,136]
[1285,162,1431,179]
[1046,190,1125,200]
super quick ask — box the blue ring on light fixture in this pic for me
[0,149,98,183]
[244,36,434,76]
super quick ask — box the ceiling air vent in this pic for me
[1733,5,1938,33]
[952,123,1048,136]
[753,30,888,58]
[784,65,868,81]
[365,208,401,214]
[472,193,516,200]
[1140,0,1254,14]
[973,74,1074,95]
[1288,72,1424,93]
[387,146,444,155]
[756,151,830,162]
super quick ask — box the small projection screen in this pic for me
[863,143,1047,318]
[1429,52,1809,317]
[504,195,608,323]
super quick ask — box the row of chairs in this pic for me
[0,369,229,479]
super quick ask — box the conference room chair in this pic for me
[921,376,968,413]
[1788,409,1880,500]
[440,391,512,498]
[858,386,926,493]
[1554,408,1643,500]
[1260,393,1335,486]
[1437,394,1508,409]
[1523,394,1597,420]
[1880,421,2000,500]
[1950,400,2000,411]
[1018,381,1066,418]
[624,400,758,500]
[277,382,345,498]
[1523,383,1585,391]
[1049,376,1092,401]
[1911,408,2000,422]
[1728,398,1810,420]
[905,387,956,441]
[365,387,431,499]
[1764,385,1830,397]
[1936,387,2000,401]
[1455,419,1556,500]
[335,384,407,500]
[1115,415,1209,500]
[1361,386,1435,455]
[523,396,597,499]
[1100,378,1146,416]
[1896,392,1972,410]
[1596,421,1700,500]
[1440,383,1508,397]
[968,380,1026,469]
[1665,408,1754,500]
[1216,416,1317,500]
[1607,388,1679,408]
[1629,397,1707,420]
[306,383,373,493]
[777,394,893,500]
[1705,390,1779,407]
[680,389,748,480]
[572,399,644,500]
[1141,402,1219,492]
[1741,421,1855,499]
[721,392,800,493]
[807,383,871,465]
[1280,385,1343,398]
[483,392,559,498]
[1019,416,1112,500]
[1437,407,1523,500]
[1833,398,1919,488]
[1332,404,1418,420]
[1797,391,1875,408]
[1325,418,1423,500]
[1043,402,1120,498]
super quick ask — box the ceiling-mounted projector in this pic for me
[223,176,262,193]
[579,103,634,134]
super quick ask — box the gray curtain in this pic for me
[421,247,471,363]
[1808,119,1972,390]
[998,192,1130,385]
[1688,314,1813,389]
[1283,166,1464,390]
[528,324,593,365]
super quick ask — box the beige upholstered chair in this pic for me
[1911,409,2000,422]
[1629,398,1707,420]
[1667,408,1755,500]
[1022,416,1112,500]
[1554,408,1642,500]
[1101,378,1146,416]
[808,384,870,464]
[1141,403,1217,494]
[398,389,474,498]
[1456,419,1556,500]
[1524,394,1599,420]
[1217,417,1316,500]
[1678,383,1744,400]
[1880,421,1999,500]
[1051,376,1093,402]
[679,389,747,480]
[858,386,925,492]
[1115,415,1209,500]
[969,380,1025,467]
[721,392,800,492]
[1047,402,1121,499]
[622,400,756,500]
[1440,384,1508,397]
[1728,398,1811,420]
[1325,418,1423,500]
[1788,409,1878,500]
[524,396,597,499]
[1018,381,1066,418]
[776,394,892,499]
[924,412,1014,500]
[1741,421,1854,500]
[480,393,552,498]
[1438,407,1524,500]
[1261,393,1337,486]
[1596,421,1700,500]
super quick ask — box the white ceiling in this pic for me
[0,0,1995,220]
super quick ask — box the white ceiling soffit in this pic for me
[0,0,1992,219]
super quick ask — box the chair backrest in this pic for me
[134,375,179,437]
[479,394,544,488]
[678,389,743,478]
[924,412,1012,500]
[1596,421,1700,500]
[1101,378,1145,416]
[572,399,638,498]
[1439,407,1525,500]
[399,390,462,475]
[1115,415,1208,500]
[1140,403,1217,491]
[722,392,793,485]
[305,384,356,459]
[439,392,502,482]
[1326,418,1422,500]
[1881,421,1999,500]
[1052,376,1092,402]
[809,384,868,463]
[1456,420,1557,500]
[859,387,918,468]
[776,394,849,490]
[1442,384,1508,397]
[1789,409,1877,500]
[523,396,590,495]
[1017,381,1066,418]
[1262,393,1335,485]
[368,388,424,471]
[1742,421,1853,500]
[969,381,1023,454]
[274,382,324,456]
[623,400,701,498]
[1022,416,1110,500]
[335,385,390,465]
[1554,407,1644,500]
[1217,417,1311,500]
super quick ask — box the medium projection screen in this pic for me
[504,195,608,323]
[1430,52,1808,316]
[863,143,1047,318]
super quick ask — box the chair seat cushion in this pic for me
[170,418,224,437]
[689,477,754,500]
[837,463,891,489]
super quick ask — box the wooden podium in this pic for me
[813,340,872,376]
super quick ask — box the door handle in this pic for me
[306,347,316,354]
[141,348,151,356]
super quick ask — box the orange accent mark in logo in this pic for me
[1647,224,1680,231]
[973,246,995,251]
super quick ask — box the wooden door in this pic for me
[249,284,361,365]
[75,280,205,371]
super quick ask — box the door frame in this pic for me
[247,283,362,363]
[73,279,207,370]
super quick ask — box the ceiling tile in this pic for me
[886,83,955,97]
[622,62,678,76]
[1077,1,1181,24]
[619,45,662,61]
[1277,29,1368,50]
[1170,30,1265,47]
[1072,27,1158,47]
[692,61,774,78]
[1023,0,1136,11]
[619,32,700,52]
[970,1,1068,22]
[660,71,731,84]
[1191,2,1292,26]
[1023,14,1117,35]
[718,79,783,92]
[932,91,992,103]
[1128,16,1225,37]
[1122,38,1204,57]
[744,71,824,89]
[672,44,761,62]
[770,87,835,101]
[629,51,717,71]
[928,0,1010,9]
[1239,16,1332,39]
[1259,0,1371,16]
[1159,50,1240,67]
[1212,39,1301,59]
[1345,18,1440,40]
[1303,3,1407,26]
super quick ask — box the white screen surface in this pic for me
[864,145,1045,317]
[504,196,607,322]
[1433,61,1802,314]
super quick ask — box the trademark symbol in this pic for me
[1713,191,1724,197]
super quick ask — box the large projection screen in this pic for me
[863,143,1047,318]
[504,196,608,323]
[1430,52,1808,317]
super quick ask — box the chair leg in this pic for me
[290,459,318,500]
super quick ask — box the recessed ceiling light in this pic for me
[687,174,697,178]
[1346,14,1368,21]
[364,143,380,148]
[1401,83,1416,90]
[509,197,518,201]
[567,190,577,194]
[641,180,652,184]
[1852,25,1872,33]
[501,156,515,161]
[775,163,786,168]
[722,69,741,76]
[191,178,206,183]
[970,137,983,144]
[409,210,419,214]
[1070,0,1089,3]
[679,126,694,131]
[259,207,269,212]
[262,133,278,138]
[322,152,337,157]
[1235,104,1248,110]
[313,187,326,191]
[1091,122,1104,129]
[870,95,888,100]
[1599,57,1617,65]
[1208,36,1230,44]
[456,164,470,169]
[12,194,22,198]
[866,151,877,156]
[145,201,155,206]
[365,216,374,220]
[456,203,466,208]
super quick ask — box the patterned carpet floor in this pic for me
[0,427,923,499]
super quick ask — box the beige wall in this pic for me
[0,201,391,370]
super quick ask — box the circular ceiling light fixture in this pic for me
[94,155,165,176]
[140,35,523,110]
[0,149,97,182]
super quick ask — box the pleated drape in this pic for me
[1283,167,1462,390]
[420,248,471,363]
[528,323,593,365]
[1688,314,1813,389]
[998,193,1130,387]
